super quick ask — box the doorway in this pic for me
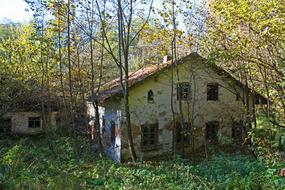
[0,118,12,135]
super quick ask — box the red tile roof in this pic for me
[98,56,175,100]
[98,52,268,103]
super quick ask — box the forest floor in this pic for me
[1,134,285,190]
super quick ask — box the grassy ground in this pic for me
[0,134,285,190]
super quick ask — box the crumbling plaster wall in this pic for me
[119,56,254,160]
[87,100,122,163]
[100,56,255,161]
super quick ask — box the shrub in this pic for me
[1,134,285,189]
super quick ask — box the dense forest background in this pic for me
[0,0,285,189]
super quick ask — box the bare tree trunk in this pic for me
[118,0,137,161]
[190,75,197,160]
[57,0,68,129]
[171,0,186,157]
[92,0,153,162]
[39,16,47,129]
[248,67,257,128]
[90,34,104,156]
[171,60,177,155]
[67,0,75,134]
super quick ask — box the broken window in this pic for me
[176,122,191,145]
[147,90,154,103]
[110,120,116,144]
[207,83,219,101]
[28,117,41,128]
[141,123,158,150]
[177,82,191,100]
[205,121,219,142]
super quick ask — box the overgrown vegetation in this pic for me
[1,131,284,189]
[0,0,284,189]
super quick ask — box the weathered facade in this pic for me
[1,112,59,135]
[0,86,60,135]
[87,53,266,162]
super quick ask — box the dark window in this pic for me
[177,82,191,100]
[147,90,154,103]
[207,83,219,101]
[176,122,191,145]
[255,95,267,105]
[28,117,41,128]
[141,123,158,150]
[110,120,116,144]
[261,98,267,105]
[0,118,11,134]
[255,97,260,104]
[236,92,240,101]
[205,121,219,142]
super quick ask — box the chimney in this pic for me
[163,55,172,64]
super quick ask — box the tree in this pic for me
[93,0,154,161]
[203,0,285,123]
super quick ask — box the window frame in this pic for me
[207,83,219,101]
[28,117,41,128]
[177,82,191,101]
[175,122,191,146]
[141,123,159,150]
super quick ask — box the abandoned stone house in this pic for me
[87,52,267,162]
[0,90,59,135]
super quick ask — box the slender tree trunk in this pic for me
[171,60,177,155]
[190,75,196,160]
[67,0,75,133]
[39,17,47,129]
[90,37,104,156]
[171,0,186,157]
[118,0,137,161]
[123,71,137,161]
[57,0,68,128]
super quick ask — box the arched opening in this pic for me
[147,90,154,103]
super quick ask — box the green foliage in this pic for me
[204,0,285,118]
[1,134,285,189]
[254,115,285,150]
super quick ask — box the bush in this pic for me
[1,134,285,189]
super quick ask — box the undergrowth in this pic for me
[0,134,284,190]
